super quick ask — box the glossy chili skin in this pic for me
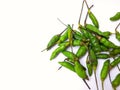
[50,43,69,60]
[76,46,87,59]
[96,54,110,59]
[58,41,70,47]
[74,61,89,80]
[57,26,70,44]
[100,60,110,81]
[99,37,118,49]
[79,25,101,52]
[112,74,120,89]
[85,24,108,38]
[73,40,85,46]
[88,32,101,52]
[73,30,86,41]
[100,45,109,51]
[116,31,120,41]
[88,10,99,28]
[58,40,85,47]
[62,50,78,61]
[102,31,111,39]
[110,48,120,56]
[110,12,120,21]
[59,61,75,72]
[89,48,98,71]
[110,56,120,69]
[79,26,90,39]
[86,56,93,76]
[47,34,60,50]
[68,25,73,46]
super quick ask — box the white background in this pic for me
[0,0,120,90]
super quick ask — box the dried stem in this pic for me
[101,81,104,90]
[84,0,89,9]
[57,18,67,27]
[115,22,120,32]
[84,5,94,26]
[78,0,85,25]
[82,79,91,90]
[94,70,99,90]
[70,24,74,53]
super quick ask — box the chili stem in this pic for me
[84,5,94,26]
[70,24,74,53]
[82,79,91,90]
[78,0,84,25]
[101,81,104,90]
[57,18,67,27]
[108,71,112,85]
[113,87,116,90]
[84,0,89,9]
[94,70,99,90]
[59,28,67,35]
[41,48,47,52]
[115,22,120,32]
[57,66,62,71]
[117,65,120,71]
[57,59,67,71]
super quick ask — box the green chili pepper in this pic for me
[73,40,85,46]
[86,56,93,76]
[114,23,120,41]
[74,61,89,80]
[112,73,120,89]
[59,40,85,47]
[99,37,118,49]
[88,10,99,28]
[116,30,120,41]
[110,56,120,69]
[57,26,70,44]
[58,61,75,72]
[73,30,86,41]
[102,31,112,39]
[79,28,90,39]
[100,60,110,90]
[76,46,87,59]
[100,60,110,81]
[110,48,120,56]
[88,48,99,90]
[62,51,78,61]
[86,24,108,38]
[68,25,73,46]
[58,41,70,47]
[41,29,66,52]
[100,45,109,51]
[110,12,120,21]
[96,54,110,59]
[46,34,60,51]
[89,48,98,71]
[50,43,69,60]
[88,32,101,52]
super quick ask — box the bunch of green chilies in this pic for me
[42,0,120,90]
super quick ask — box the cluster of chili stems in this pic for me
[42,0,120,90]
